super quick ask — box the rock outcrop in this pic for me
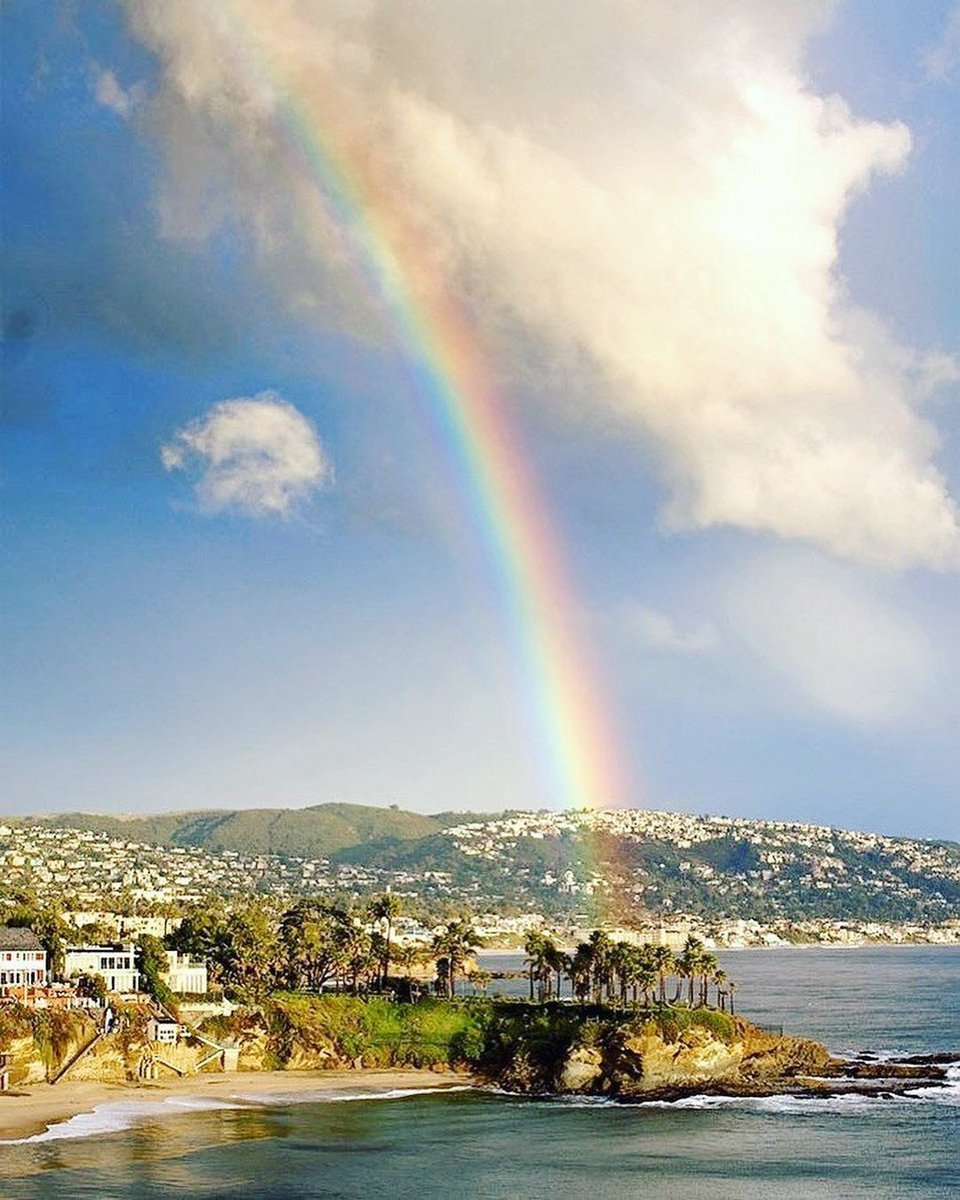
[481,1007,843,1100]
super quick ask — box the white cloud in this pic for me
[161,392,331,516]
[92,66,145,119]
[622,606,717,655]
[123,0,960,568]
[722,552,935,724]
[922,3,960,82]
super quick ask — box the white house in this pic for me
[0,927,47,995]
[147,1015,180,1044]
[163,951,207,995]
[64,944,140,993]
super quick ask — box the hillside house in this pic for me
[64,944,140,993]
[0,926,48,996]
[163,951,207,995]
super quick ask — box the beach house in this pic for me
[163,950,207,995]
[0,926,48,996]
[64,943,141,993]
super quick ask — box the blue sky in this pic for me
[2,2,958,838]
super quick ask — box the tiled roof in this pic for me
[0,925,43,951]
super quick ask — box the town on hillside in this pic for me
[1,808,958,950]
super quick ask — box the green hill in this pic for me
[10,803,445,860]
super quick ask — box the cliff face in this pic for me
[2,999,837,1098]
[484,1008,836,1099]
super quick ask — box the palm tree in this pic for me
[712,967,728,1011]
[636,944,661,1007]
[431,919,481,998]
[545,942,570,1002]
[369,894,403,987]
[588,931,613,1003]
[698,950,719,1007]
[675,936,704,1007]
[649,945,674,1005]
[523,930,548,1002]
[393,943,424,977]
[570,943,593,1005]
[609,941,637,1006]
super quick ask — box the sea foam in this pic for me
[1,1084,476,1146]
[1,1095,241,1146]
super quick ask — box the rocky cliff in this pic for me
[482,1005,838,1099]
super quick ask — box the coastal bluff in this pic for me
[3,998,948,1106]
[481,1005,836,1099]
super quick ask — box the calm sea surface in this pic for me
[2,947,958,1199]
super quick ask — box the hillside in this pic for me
[7,803,444,860]
[336,808,960,925]
[3,804,958,926]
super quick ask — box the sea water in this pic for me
[2,946,957,1199]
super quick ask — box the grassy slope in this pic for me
[9,803,447,859]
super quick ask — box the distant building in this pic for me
[163,951,207,995]
[64,944,140,993]
[147,1016,180,1044]
[0,927,48,995]
[121,915,180,940]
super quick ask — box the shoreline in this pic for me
[0,1068,475,1143]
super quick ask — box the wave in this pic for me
[225,1084,476,1107]
[1,1084,478,1146]
[6,1066,956,1145]
[904,1062,960,1107]
[1,1095,242,1146]
[638,1070,960,1116]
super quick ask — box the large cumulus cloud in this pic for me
[127,0,959,568]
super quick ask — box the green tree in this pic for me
[222,903,278,996]
[587,931,613,1003]
[369,894,403,987]
[523,931,550,1002]
[279,902,355,992]
[75,972,108,1004]
[432,919,482,998]
[649,945,674,1004]
[570,943,593,1004]
[136,934,177,1012]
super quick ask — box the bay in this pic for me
[3,946,958,1199]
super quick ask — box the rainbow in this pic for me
[216,7,626,810]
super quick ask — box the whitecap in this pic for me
[904,1062,960,1107]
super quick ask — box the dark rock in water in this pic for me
[844,1062,946,1080]
[896,1052,960,1066]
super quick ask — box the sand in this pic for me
[0,1068,474,1142]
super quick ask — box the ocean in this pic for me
[2,946,958,1199]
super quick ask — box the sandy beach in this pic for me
[0,1068,475,1143]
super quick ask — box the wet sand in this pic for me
[0,1068,474,1142]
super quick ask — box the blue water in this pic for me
[478,945,960,1055]
[2,947,958,1199]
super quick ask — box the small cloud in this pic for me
[922,3,960,82]
[622,606,718,656]
[162,391,332,517]
[92,66,146,119]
